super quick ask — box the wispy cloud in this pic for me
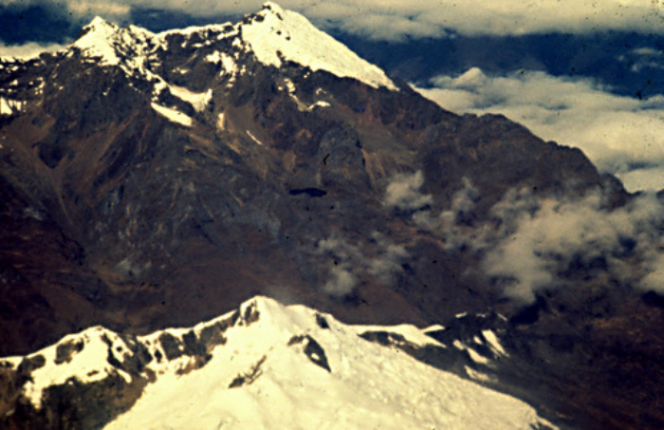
[480,190,664,302]
[417,67,664,192]
[367,233,409,286]
[317,237,363,297]
[411,177,481,250]
[316,232,409,298]
[619,46,664,73]
[384,171,432,211]
[301,0,664,40]
[5,0,664,41]
[382,174,664,302]
[66,0,130,17]
[0,41,66,58]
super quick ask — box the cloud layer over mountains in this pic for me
[316,234,409,298]
[384,171,664,303]
[418,68,664,192]
[0,41,64,58]
[2,0,664,41]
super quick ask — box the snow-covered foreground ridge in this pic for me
[1,296,554,430]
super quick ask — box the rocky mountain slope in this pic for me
[0,3,662,429]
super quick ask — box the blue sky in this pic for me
[2,0,664,191]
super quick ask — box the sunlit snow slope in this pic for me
[241,2,397,90]
[0,297,554,430]
[101,297,549,430]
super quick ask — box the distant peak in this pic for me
[87,16,116,28]
[75,16,118,45]
[240,3,397,90]
[72,17,156,68]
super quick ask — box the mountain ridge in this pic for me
[0,3,662,429]
[0,295,555,430]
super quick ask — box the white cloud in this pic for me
[641,253,664,292]
[323,264,358,297]
[316,233,410,297]
[0,42,67,59]
[439,177,478,228]
[317,237,362,297]
[384,171,433,211]
[619,46,664,73]
[368,233,409,285]
[200,1,664,39]
[481,189,664,301]
[66,0,130,17]
[9,0,664,41]
[386,174,664,301]
[417,67,664,192]
[411,177,482,250]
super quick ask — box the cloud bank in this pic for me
[381,173,664,302]
[481,190,664,302]
[0,42,66,58]
[417,67,664,192]
[3,0,664,41]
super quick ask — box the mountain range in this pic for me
[0,2,663,429]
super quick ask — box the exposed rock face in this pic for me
[0,3,662,429]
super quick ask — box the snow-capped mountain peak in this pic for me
[240,2,397,90]
[86,16,116,31]
[0,296,554,430]
[73,16,158,69]
[66,2,397,92]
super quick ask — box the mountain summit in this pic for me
[238,2,397,89]
[72,16,158,69]
[70,3,395,90]
[0,3,662,429]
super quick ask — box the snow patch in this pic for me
[168,85,212,112]
[205,51,239,77]
[246,130,263,145]
[217,112,226,130]
[74,17,158,71]
[465,366,495,383]
[482,330,508,356]
[0,97,25,115]
[453,340,491,365]
[355,323,446,348]
[423,324,446,334]
[158,23,233,39]
[283,78,296,94]
[310,100,331,109]
[151,103,193,127]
